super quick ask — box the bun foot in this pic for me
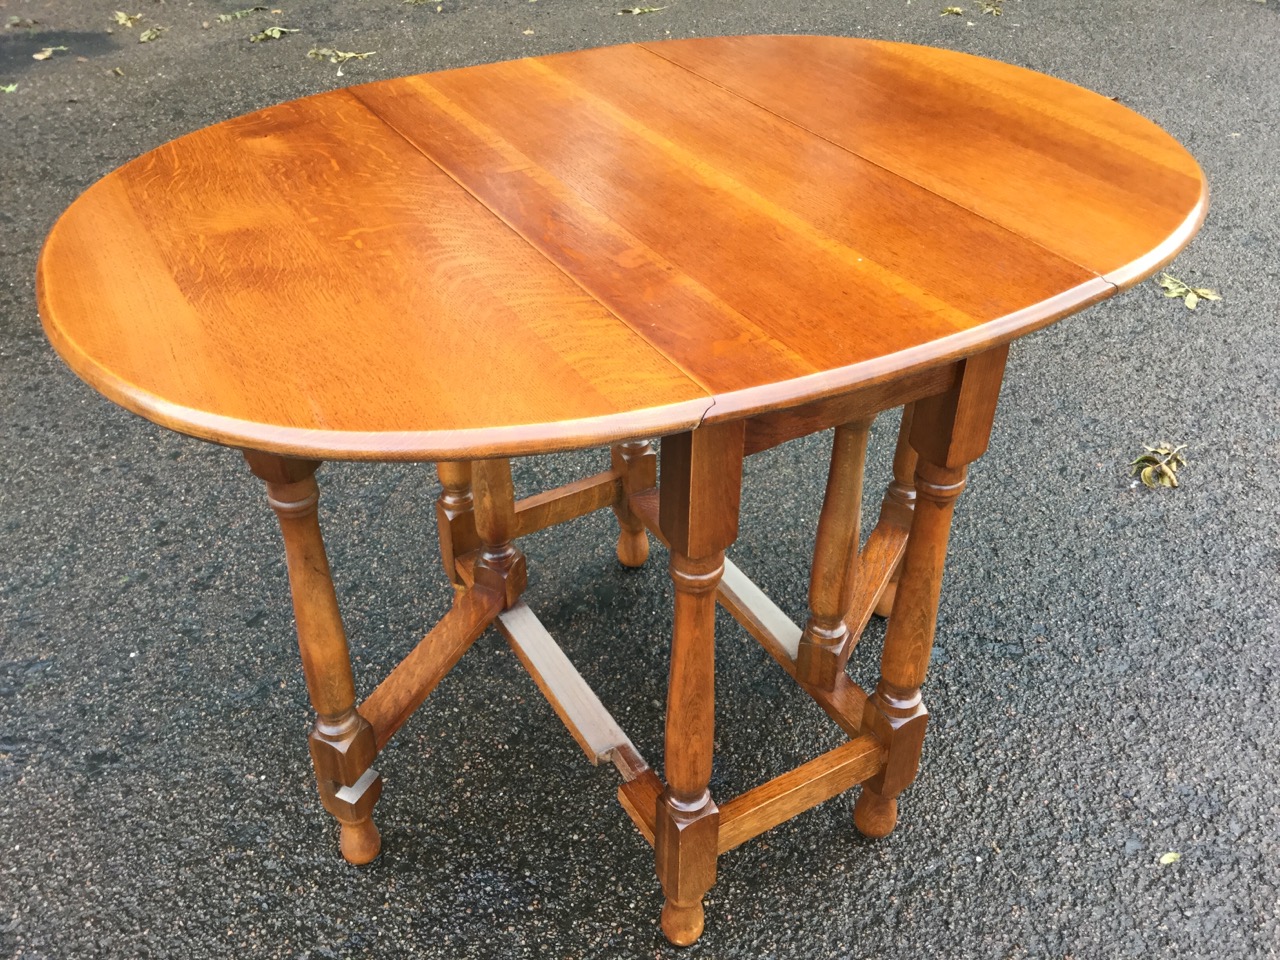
[853,789,898,838]
[873,580,898,618]
[660,899,705,946]
[616,529,650,568]
[339,817,382,865]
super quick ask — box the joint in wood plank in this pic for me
[308,709,377,787]
[317,767,383,822]
[474,550,528,609]
[610,742,651,782]
[618,769,663,847]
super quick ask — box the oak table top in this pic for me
[37,35,1206,461]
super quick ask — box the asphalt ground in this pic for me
[1,1,1278,957]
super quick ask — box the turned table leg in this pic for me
[796,419,872,690]
[655,422,745,946]
[854,348,1008,838]
[243,452,382,865]
[611,440,657,568]
[436,461,479,594]
[471,458,527,608]
[874,404,919,618]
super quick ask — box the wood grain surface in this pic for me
[37,36,1207,459]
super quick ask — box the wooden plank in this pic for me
[717,736,886,853]
[513,470,622,538]
[717,559,869,739]
[38,89,710,461]
[719,557,802,661]
[361,585,503,749]
[496,601,634,765]
[618,769,664,847]
[742,366,954,457]
[360,46,1107,389]
[646,35,1207,286]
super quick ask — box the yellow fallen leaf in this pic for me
[1159,851,1181,865]
[1158,273,1221,310]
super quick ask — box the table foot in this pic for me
[853,788,898,838]
[616,528,649,568]
[872,578,898,618]
[611,441,657,568]
[339,817,382,865]
[660,899,705,947]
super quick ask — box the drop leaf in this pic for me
[1159,852,1181,865]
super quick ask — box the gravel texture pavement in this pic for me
[1,1,1277,957]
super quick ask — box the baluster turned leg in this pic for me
[854,348,1007,838]
[471,458,527,609]
[436,461,480,594]
[874,404,919,618]
[610,440,657,567]
[796,419,872,690]
[655,422,745,946]
[243,452,382,864]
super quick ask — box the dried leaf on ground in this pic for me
[1158,273,1221,310]
[308,48,376,64]
[217,6,267,21]
[307,47,375,75]
[941,6,964,14]
[249,26,299,42]
[138,26,165,43]
[979,0,1002,13]
[1159,852,1181,865]
[5,17,40,30]
[32,46,69,61]
[617,6,667,13]
[1129,443,1187,490]
[1,83,17,93]
[113,11,142,28]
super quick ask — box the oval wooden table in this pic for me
[37,35,1207,946]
